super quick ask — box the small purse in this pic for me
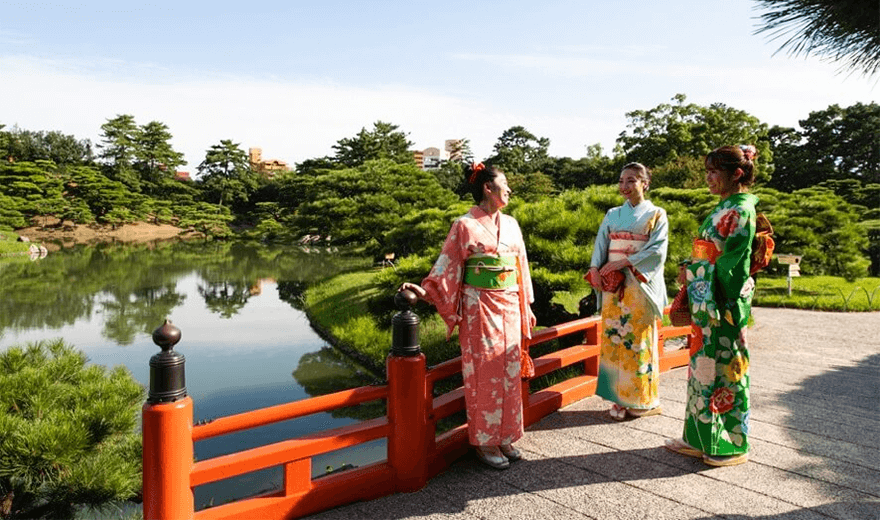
[669,285,691,327]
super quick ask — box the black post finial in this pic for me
[391,290,421,357]
[148,319,187,403]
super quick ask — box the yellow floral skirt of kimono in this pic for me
[595,281,660,410]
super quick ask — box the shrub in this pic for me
[0,340,144,519]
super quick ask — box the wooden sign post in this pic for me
[776,254,802,296]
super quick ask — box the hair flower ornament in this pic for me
[739,145,757,162]
[468,162,485,184]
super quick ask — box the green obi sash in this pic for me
[464,254,518,289]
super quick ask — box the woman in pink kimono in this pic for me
[400,162,536,470]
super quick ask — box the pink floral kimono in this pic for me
[421,206,535,447]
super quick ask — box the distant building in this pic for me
[249,147,290,178]
[174,171,192,182]
[422,147,441,170]
[412,143,457,171]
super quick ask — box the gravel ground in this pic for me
[751,306,880,363]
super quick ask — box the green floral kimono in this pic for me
[683,193,758,456]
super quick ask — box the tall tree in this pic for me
[197,139,258,211]
[485,126,555,200]
[135,121,185,193]
[332,121,414,167]
[754,0,880,76]
[486,126,551,177]
[768,102,880,191]
[98,114,141,191]
[616,94,772,187]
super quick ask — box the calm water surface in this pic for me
[0,240,386,509]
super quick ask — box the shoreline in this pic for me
[14,219,200,250]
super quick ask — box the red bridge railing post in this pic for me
[143,320,194,520]
[386,290,428,492]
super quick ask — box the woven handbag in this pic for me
[669,285,691,326]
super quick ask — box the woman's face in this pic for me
[705,165,738,197]
[485,173,511,208]
[618,169,646,202]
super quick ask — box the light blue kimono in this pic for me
[591,199,669,410]
[590,200,669,317]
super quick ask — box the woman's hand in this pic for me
[584,267,601,290]
[398,282,426,299]
[599,258,630,276]
[527,307,537,329]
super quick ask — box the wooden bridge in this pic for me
[142,292,699,520]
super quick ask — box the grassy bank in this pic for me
[303,270,460,374]
[0,230,32,255]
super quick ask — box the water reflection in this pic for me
[0,240,386,508]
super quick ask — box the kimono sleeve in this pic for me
[421,219,467,339]
[714,207,755,301]
[513,219,535,305]
[590,212,611,269]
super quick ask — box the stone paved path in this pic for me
[306,308,880,520]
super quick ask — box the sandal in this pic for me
[474,446,509,470]
[664,438,702,458]
[609,404,627,421]
[703,453,748,467]
[627,406,662,418]
[499,444,522,462]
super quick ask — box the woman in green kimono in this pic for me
[665,145,759,467]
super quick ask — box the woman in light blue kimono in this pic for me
[585,163,669,421]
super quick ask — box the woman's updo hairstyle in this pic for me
[622,162,651,190]
[705,145,757,187]
[464,162,502,203]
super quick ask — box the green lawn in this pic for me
[754,275,880,312]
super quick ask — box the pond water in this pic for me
[0,239,388,510]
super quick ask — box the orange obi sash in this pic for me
[691,239,721,264]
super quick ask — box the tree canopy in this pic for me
[280,159,459,254]
[197,139,259,211]
[616,94,773,188]
[331,121,414,167]
[754,0,880,76]
[768,101,880,191]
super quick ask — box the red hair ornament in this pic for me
[468,162,485,184]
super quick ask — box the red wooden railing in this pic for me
[142,308,696,520]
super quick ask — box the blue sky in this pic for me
[2,1,876,173]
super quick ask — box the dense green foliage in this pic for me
[617,94,774,188]
[274,159,460,256]
[3,99,877,273]
[768,102,879,192]
[0,340,144,519]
